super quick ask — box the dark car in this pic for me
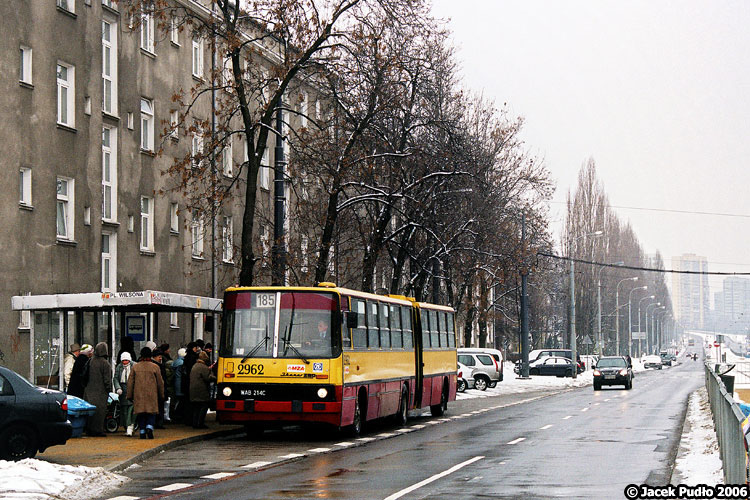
[659,352,673,366]
[528,356,577,377]
[593,356,633,390]
[0,366,72,460]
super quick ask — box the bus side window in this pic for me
[380,303,391,349]
[421,310,431,348]
[341,302,352,349]
[447,312,456,347]
[352,299,367,348]
[367,301,380,348]
[402,306,413,349]
[390,304,403,348]
[429,310,439,347]
[438,312,448,348]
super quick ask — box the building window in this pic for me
[140,98,154,151]
[222,140,233,177]
[20,46,32,85]
[191,210,204,258]
[57,0,74,13]
[301,235,309,273]
[261,226,270,265]
[192,38,203,78]
[56,62,75,127]
[102,20,117,115]
[18,292,31,330]
[170,312,179,328]
[140,9,154,53]
[170,18,180,45]
[170,203,179,233]
[169,110,178,139]
[222,215,233,263]
[19,168,32,207]
[191,132,202,168]
[140,196,154,251]
[300,91,308,128]
[102,0,115,9]
[56,177,74,240]
[102,127,117,221]
[101,232,116,292]
[260,145,270,190]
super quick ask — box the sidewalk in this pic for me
[37,413,243,472]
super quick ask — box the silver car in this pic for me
[457,352,501,390]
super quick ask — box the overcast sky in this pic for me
[430,0,750,301]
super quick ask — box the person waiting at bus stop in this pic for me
[190,351,216,429]
[128,346,164,439]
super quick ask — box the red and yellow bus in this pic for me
[215,283,457,434]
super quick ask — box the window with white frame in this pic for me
[192,38,203,78]
[57,0,74,13]
[140,9,154,53]
[18,292,31,329]
[101,232,117,292]
[102,20,117,115]
[259,144,270,190]
[170,18,180,45]
[222,215,233,263]
[315,99,321,121]
[191,132,202,168]
[170,312,179,328]
[56,62,75,127]
[19,168,32,207]
[20,46,32,85]
[169,110,178,139]
[191,210,204,257]
[222,55,232,87]
[222,140,233,177]
[140,98,154,151]
[102,0,115,9]
[300,91,308,128]
[170,203,179,233]
[56,177,74,240]
[102,127,117,221]
[261,226,270,264]
[328,245,335,274]
[301,235,309,273]
[140,196,154,251]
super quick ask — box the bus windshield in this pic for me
[221,291,339,359]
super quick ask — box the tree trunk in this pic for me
[314,188,340,284]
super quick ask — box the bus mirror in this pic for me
[345,311,358,329]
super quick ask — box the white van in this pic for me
[457,347,504,384]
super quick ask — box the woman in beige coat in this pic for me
[127,347,164,439]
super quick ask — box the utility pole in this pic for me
[272,96,287,285]
[570,244,577,379]
[520,215,529,378]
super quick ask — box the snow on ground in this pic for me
[0,459,126,500]
[673,387,723,484]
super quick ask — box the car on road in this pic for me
[516,348,584,374]
[528,356,577,377]
[593,356,633,390]
[458,348,503,384]
[0,366,72,460]
[660,351,673,366]
[456,362,475,392]
[643,355,663,369]
[457,351,501,390]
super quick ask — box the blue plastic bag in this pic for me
[67,395,96,411]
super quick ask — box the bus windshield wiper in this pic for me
[241,326,270,364]
[280,326,310,364]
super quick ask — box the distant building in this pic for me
[717,277,750,333]
[671,254,709,330]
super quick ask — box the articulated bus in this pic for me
[215,283,457,434]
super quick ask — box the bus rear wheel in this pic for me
[394,387,408,427]
[430,383,447,417]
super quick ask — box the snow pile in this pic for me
[0,459,126,500]
[674,387,723,484]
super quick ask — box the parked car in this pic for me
[643,354,663,370]
[528,356,576,377]
[516,349,584,374]
[458,348,504,384]
[456,362,475,392]
[593,356,633,390]
[0,366,72,460]
[457,351,501,390]
[659,351,673,366]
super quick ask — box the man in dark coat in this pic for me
[181,342,199,424]
[190,351,216,429]
[127,346,164,439]
[84,342,112,436]
[67,344,93,398]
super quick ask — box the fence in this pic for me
[705,364,748,484]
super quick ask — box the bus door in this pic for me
[413,306,424,408]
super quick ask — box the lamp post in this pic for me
[628,286,648,357]
[637,295,655,357]
[655,308,667,350]
[569,230,603,379]
[596,261,623,356]
[645,302,661,354]
[615,277,638,356]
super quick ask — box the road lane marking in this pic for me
[581,407,589,412]
[278,453,304,459]
[396,428,413,433]
[383,456,485,500]
[378,433,395,437]
[540,424,553,430]
[108,497,139,500]
[411,424,426,429]
[594,402,601,406]
[201,473,235,480]
[604,399,611,402]
[563,416,572,420]
[153,483,192,492]
[308,447,332,453]
[335,441,355,447]
[357,437,376,442]
[507,437,526,445]
[242,461,271,469]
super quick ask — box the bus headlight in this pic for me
[223,386,233,397]
[317,388,328,399]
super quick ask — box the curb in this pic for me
[109,427,245,473]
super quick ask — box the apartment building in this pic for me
[671,254,709,330]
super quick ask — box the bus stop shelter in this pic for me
[11,290,222,389]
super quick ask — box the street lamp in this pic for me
[596,261,624,356]
[655,308,667,350]
[628,285,648,357]
[615,277,638,356]
[569,230,603,379]
[645,302,661,354]
[637,295,655,357]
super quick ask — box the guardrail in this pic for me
[704,363,748,484]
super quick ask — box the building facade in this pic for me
[671,254,709,330]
